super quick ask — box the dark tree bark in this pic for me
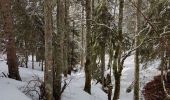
[100,43,105,87]
[113,75,121,100]
[84,0,92,94]
[32,52,34,69]
[63,0,70,77]
[0,0,21,80]
[41,60,44,71]
[25,49,28,68]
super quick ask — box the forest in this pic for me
[0,0,170,100]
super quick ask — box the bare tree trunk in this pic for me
[101,44,105,87]
[24,41,28,68]
[100,1,107,85]
[0,0,21,80]
[112,46,121,100]
[44,0,54,99]
[134,0,141,100]
[41,60,43,71]
[53,0,65,99]
[113,75,121,100]
[63,0,70,77]
[32,52,34,69]
[80,1,85,70]
[84,0,92,94]
[25,50,28,68]
[112,0,124,99]
[69,21,75,75]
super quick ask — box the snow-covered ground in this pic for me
[0,54,160,100]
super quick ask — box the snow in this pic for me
[0,54,43,100]
[0,54,161,100]
[0,78,31,100]
[62,72,107,100]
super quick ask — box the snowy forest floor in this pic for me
[0,54,160,100]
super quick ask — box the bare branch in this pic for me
[121,25,152,65]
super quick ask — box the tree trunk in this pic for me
[112,46,121,100]
[24,41,28,68]
[113,75,121,100]
[112,0,124,99]
[32,52,34,69]
[84,59,92,94]
[70,21,75,74]
[44,0,54,99]
[63,0,70,77]
[0,0,21,80]
[53,0,65,99]
[101,44,105,87]
[41,60,43,71]
[84,0,92,94]
[25,50,28,68]
[134,0,142,100]
[80,1,85,70]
